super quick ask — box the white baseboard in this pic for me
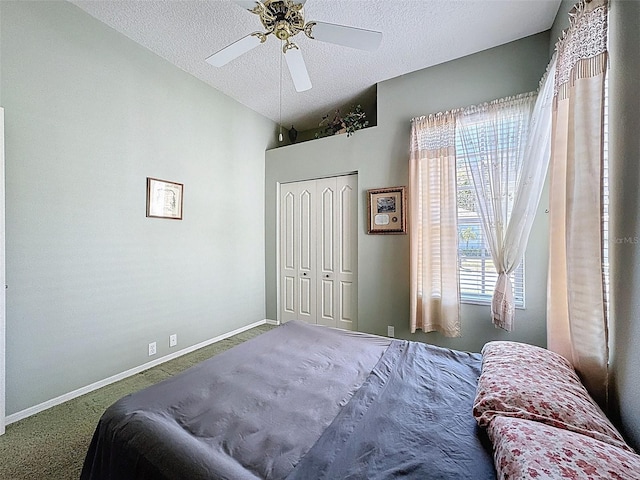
[5,319,273,426]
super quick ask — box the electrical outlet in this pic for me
[169,334,177,348]
[148,341,157,356]
[387,326,395,338]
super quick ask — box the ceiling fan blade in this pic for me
[284,44,312,92]
[205,33,265,67]
[232,1,261,13]
[305,21,382,51]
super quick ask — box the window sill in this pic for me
[461,298,526,310]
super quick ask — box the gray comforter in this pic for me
[81,321,494,479]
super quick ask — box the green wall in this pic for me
[1,1,275,415]
[609,0,640,451]
[266,32,551,352]
[549,0,575,57]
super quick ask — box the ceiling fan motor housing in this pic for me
[259,0,305,41]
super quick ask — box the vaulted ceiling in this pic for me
[71,0,561,131]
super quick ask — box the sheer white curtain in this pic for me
[409,112,461,337]
[457,78,553,331]
[547,0,609,407]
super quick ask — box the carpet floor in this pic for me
[0,323,275,480]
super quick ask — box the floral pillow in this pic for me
[474,341,631,451]
[488,416,640,480]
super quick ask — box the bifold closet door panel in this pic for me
[335,175,357,330]
[280,180,317,325]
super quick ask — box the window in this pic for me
[455,122,526,308]
[410,92,543,333]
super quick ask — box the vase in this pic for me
[288,125,298,143]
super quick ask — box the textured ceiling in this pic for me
[70,0,561,131]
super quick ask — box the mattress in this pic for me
[81,321,495,479]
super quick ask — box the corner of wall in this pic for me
[548,0,575,58]
[607,0,640,451]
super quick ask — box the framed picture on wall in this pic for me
[367,186,407,234]
[146,177,183,220]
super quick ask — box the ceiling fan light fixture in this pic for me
[274,20,293,40]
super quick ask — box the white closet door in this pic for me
[335,175,357,330]
[280,180,317,324]
[0,108,5,435]
[315,174,357,330]
[316,177,337,327]
[279,174,356,330]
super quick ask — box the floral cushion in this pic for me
[474,341,631,451]
[488,416,640,480]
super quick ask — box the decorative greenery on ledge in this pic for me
[315,104,369,139]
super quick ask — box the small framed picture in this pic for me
[146,177,183,220]
[367,186,407,234]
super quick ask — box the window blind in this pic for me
[455,119,526,308]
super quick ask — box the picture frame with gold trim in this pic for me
[367,186,406,234]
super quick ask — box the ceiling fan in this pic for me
[206,0,383,92]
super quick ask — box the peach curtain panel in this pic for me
[547,0,609,406]
[409,113,461,337]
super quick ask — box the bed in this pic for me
[80,320,495,479]
[81,320,640,479]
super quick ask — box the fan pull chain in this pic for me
[279,40,283,142]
